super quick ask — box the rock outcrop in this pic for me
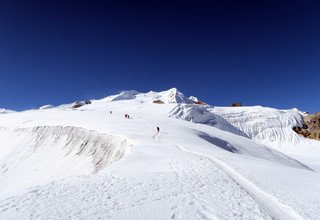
[293,112,320,140]
[231,102,242,107]
[153,99,164,104]
[194,100,207,105]
[71,100,92,108]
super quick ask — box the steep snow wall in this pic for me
[0,126,130,193]
[209,107,305,143]
[170,104,248,137]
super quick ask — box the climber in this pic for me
[157,127,160,133]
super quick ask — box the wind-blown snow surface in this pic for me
[0,89,320,220]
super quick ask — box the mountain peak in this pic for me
[103,88,197,104]
[166,87,178,92]
[159,88,193,104]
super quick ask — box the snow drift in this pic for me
[0,126,130,194]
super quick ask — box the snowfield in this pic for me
[0,88,320,220]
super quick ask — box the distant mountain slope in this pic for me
[0,88,319,219]
[0,108,15,114]
[210,106,320,158]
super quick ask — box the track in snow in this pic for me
[0,132,272,220]
[155,132,303,220]
[0,148,273,220]
[153,132,272,219]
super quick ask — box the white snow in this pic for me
[39,104,54,110]
[189,96,199,102]
[170,104,247,137]
[146,88,195,104]
[108,90,138,102]
[0,126,131,196]
[210,106,320,167]
[0,88,320,219]
[0,109,15,114]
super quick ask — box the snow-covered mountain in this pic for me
[0,108,15,114]
[0,88,320,219]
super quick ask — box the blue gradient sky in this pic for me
[0,0,319,112]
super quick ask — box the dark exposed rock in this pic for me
[71,100,92,108]
[194,100,207,105]
[231,102,242,107]
[153,99,164,104]
[292,112,320,141]
[71,101,83,108]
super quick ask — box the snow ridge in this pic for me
[0,126,130,194]
[39,105,54,110]
[0,109,15,114]
[110,90,138,102]
[158,88,194,104]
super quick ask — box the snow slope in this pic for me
[0,109,15,114]
[38,105,54,110]
[210,106,320,169]
[0,126,130,195]
[0,89,320,219]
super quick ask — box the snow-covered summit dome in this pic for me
[104,88,196,104]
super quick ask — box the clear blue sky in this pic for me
[0,0,319,112]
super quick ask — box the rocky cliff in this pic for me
[293,112,320,140]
